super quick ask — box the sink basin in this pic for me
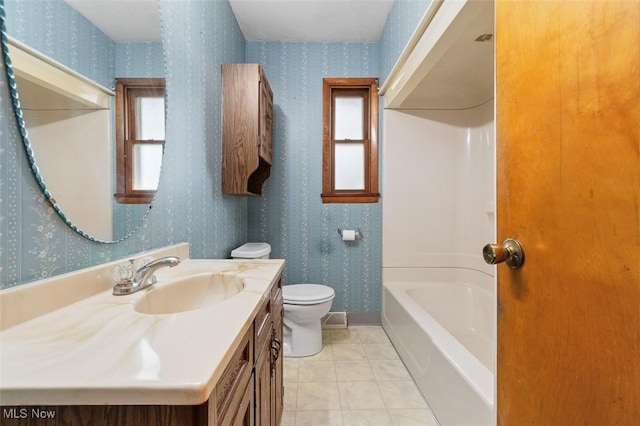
[134,272,244,315]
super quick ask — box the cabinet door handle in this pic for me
[271,337,282,373]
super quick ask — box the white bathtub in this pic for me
[382,268,495,426]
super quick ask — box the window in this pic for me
[322,78,379,203]
[114,78,165,204]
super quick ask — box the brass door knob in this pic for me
[483,238,524,269]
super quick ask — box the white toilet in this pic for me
[282,283,335,357]
[230,242,272,260]
[231,242,335,357]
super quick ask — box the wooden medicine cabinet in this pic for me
[222,63,273,195]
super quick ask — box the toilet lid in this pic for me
[283,284,335,305]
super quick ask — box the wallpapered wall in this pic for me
[246,42,381,317]
[1,0,247,285]
[243,0,434,317]
[0,0,434,317]
[5,0,114,87]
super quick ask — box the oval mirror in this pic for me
[2,0,164,243]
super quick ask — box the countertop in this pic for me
[0,257,285,406]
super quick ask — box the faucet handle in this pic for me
[111,261,134,284]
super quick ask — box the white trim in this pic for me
[380,0,493,109]
[379,0,444,96]
[8,37,114,109]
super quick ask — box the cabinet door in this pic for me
[254,339,272,425]
[259,73,273,165]
[270,282,284,426]
[271,316,284,425]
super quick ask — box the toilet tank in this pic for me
[231,242,271,259]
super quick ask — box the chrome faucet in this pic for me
[113,256,181,295]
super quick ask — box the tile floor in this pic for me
[281,326,439,426]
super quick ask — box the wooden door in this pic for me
[496,1,640,424]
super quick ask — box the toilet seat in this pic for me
[283,284,335,306]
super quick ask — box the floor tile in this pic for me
[369,360,412,381]
[356,327,391,344]
[362,343,399,360]
[303,344,334,361]
[337,381,386,410]
[377,381,428,409]
[284,357,301,382]
[297,382,342,411]
[298,359,337,382]
[387,409,439,425]
[329,328,362,344]
[334,360,376,382]
[284,382,298,411]
[295,410,344,426]
[283,326,437,425]
[331,343,367,360]
[281,410,296,426]
[342,409,393,425]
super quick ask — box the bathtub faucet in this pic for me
[113,256,181,295]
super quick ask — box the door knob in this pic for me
[483,238,524,269]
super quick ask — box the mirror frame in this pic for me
[0,0,157,244]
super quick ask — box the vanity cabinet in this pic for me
[215,275,283,426]
[253,277,284,426]
[222,63,274,196]
[1,277,283,426]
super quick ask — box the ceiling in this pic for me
[64,0,394,43]
[229,0,394,42]
[64,0,163,42]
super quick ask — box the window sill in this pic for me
[114,192,155,204]
[321,193,380,204]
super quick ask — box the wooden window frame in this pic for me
[114,78,165,204]
[321,78,379,204]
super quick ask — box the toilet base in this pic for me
[283,320,324,357]
[281,285,335,357]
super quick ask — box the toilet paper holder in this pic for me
[337,228,362,240]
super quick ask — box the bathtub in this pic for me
[382,268,495,425]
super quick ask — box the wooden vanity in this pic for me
[1,278,282,426]
[0,245,284,426]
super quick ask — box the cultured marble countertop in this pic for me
[0,258,285,406]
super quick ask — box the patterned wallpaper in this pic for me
[246,42,382,316]
[1,0,247,286]
[4,0,114,88]
[0,0,432,317]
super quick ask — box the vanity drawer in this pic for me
[253,296,272,357]
[271,278,282,307]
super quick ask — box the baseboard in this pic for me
[321,312,383,328]
[346,312,382,326]
[321,312,347,329]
